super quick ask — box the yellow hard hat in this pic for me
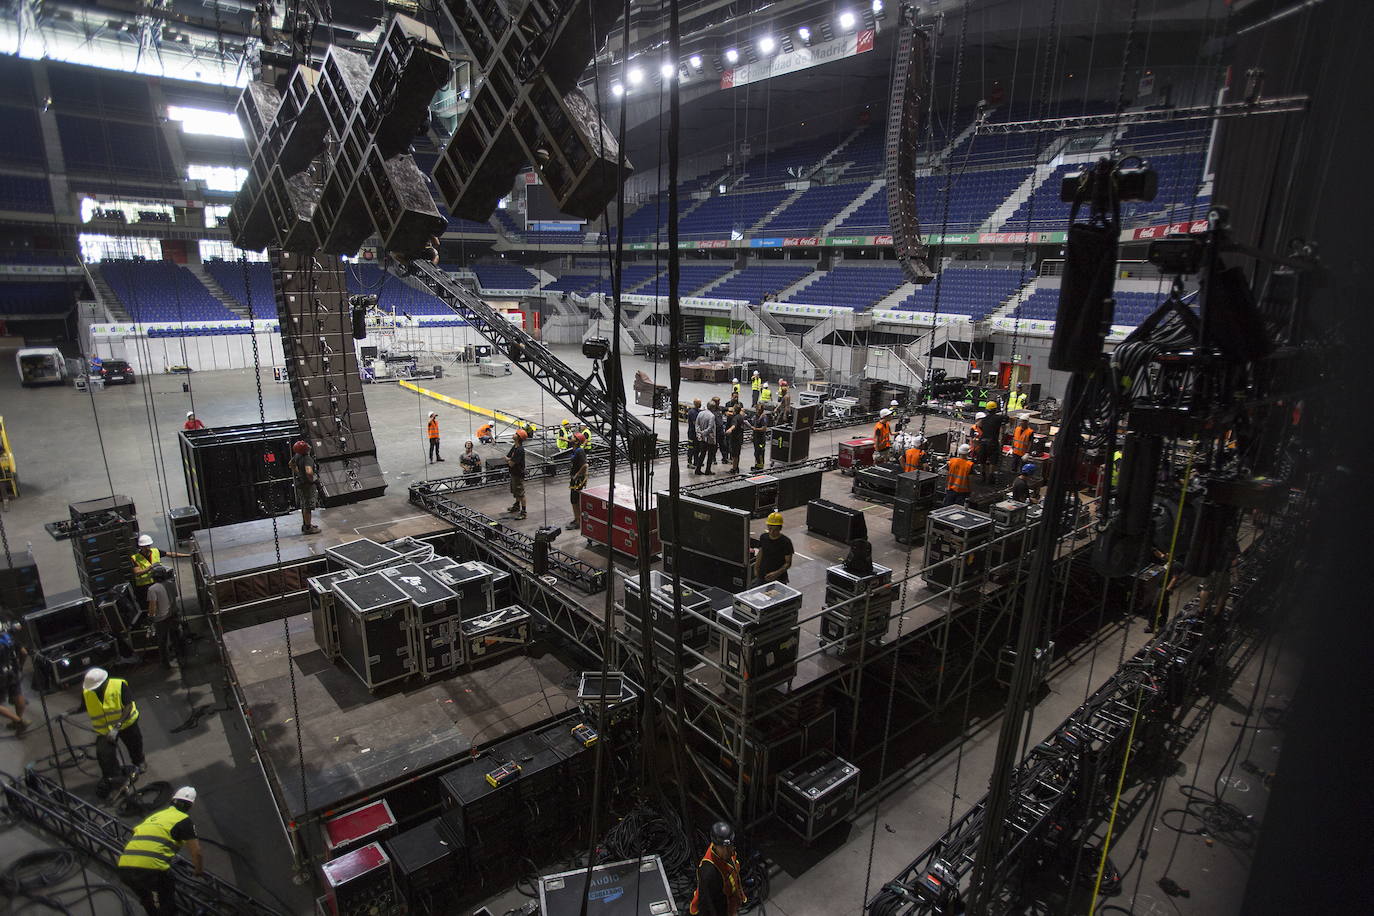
[766,512,784,527]
[986,400,998,410]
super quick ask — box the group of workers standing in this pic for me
[685,370,795,476]
[870,384,1040,507]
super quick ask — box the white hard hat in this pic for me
[172,786,197,805]
[137,534,154,547]
[880,408,892,418]
[915,435,926,446]
[83,668,109,691]
[890,399,899,406]
[732,377,739,383]
[186,411,195,418]
[957,444,971,456]
[428,411,438,418]
[976,412,987,420]
[752,370,760,375]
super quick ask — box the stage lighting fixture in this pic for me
[798,26,812,43]
[690,54,703,69]
[839,10,856,28]
[629,66,644,84]
[660,61,675,78]
[725,47,739,63]
[612,83,624,97]
[872,0,883,13]
[758,35,776,54]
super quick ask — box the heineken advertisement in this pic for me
[615,219,1197,252]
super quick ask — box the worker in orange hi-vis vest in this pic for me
[874,408,894,461]
[902,434,927,473]
[1011,416,1034,459]
[426,412,443,463]
[944,443,974,506]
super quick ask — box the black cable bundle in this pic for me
[596,802,696,903]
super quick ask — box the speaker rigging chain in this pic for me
[240,248,310,821]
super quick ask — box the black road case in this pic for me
[332,574,414,690]
[327,538,405,573]
[460,605,530,664]
[308,569,356,659]
[413,616,461,677]
[537,856,677,916]
[775,751,861,843]
[381,563,458,624]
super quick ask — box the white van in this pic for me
[16,347,69,386]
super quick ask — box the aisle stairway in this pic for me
[188,263,251,319]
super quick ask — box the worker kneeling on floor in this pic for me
[118,785,204,916]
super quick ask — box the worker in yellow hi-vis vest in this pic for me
[118,786,204,916]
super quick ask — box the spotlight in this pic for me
[872,0,883,12]
[839,10,856,28]
[660,61,675,79]
[612,83,624,97]
[758,35,776,54]
[798,26,811,43]
[725,47,739,63]
[690,54,703,69]
[628,66,643,85]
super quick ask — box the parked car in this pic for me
[100,359,136,384]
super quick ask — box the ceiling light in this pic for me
[798,26,811,42]
[628,66,643,85]
[660,61,675,79]
[758,35,776,54]
[689,54,703,69]
[612,84,624,97]
[839,10,856,29]
[725,47,739,64]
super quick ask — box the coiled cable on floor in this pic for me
[1,849,82,895]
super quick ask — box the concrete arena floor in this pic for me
[0,344,1291,915]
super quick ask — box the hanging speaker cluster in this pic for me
[884,3,935,283]
[228,15,451,255]
[430,0,631,220]
[272,251,386,506]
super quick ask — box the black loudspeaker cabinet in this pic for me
[663,545,753,593]
[853,465,902,503]
[896,470,940,506]
[772,465,824,510]
[332,574,415,690]
[1,554,44,618]
[657,491,752,560]
[892,498,929,545]
[179,422,299,527]
[806,499,868,544]
[695,474,778,519]
[69,495,136,523]
[384,818,458,905]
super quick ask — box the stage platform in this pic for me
[221,613,578,822]
[192,510,460,630]
[429,429,1038,707]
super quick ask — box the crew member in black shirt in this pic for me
[724,407,744,474]
[975,402,1006,479]
[506,429,528,519]
[750,404,771,471]
[565,433,588,530]
[754,512,794,583]
[1011,463,1039,504]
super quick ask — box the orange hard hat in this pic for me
[515,429,529,440]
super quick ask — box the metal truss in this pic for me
[610,511,1099,825]
[867,498,1305,914]
[976,95,1309,135]
[409,478,608,593]
[408,261,658,464]
[3,770,283,916]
